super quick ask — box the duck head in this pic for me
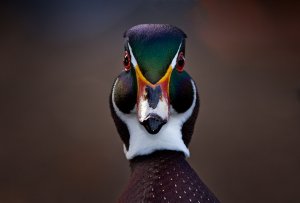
[110,24,199,159]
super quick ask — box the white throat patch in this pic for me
[112,78,197,160]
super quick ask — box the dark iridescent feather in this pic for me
[124,24,186,84]
[170,70,195,113]
[110,73,136,150]
[113,71,137,114]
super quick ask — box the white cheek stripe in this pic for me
[127,43,138,68]
[112,78,197,160]
[170,43,182,69]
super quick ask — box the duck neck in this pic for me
[129,150,187,175]
[119,150,219,203]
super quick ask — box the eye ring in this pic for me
[123,51,131,71]
[176,52,185,72]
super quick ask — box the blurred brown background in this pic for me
[0,0,299,202]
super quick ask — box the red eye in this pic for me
[123,51,131,71]
[176,52,185,72]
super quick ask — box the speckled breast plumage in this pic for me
[118,151,219,203]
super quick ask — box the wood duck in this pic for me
[110,24,220,203]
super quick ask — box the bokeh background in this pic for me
[1,0,299,202]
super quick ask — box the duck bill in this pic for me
[135,66,173,134]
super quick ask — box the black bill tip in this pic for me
[141,114,167,134]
